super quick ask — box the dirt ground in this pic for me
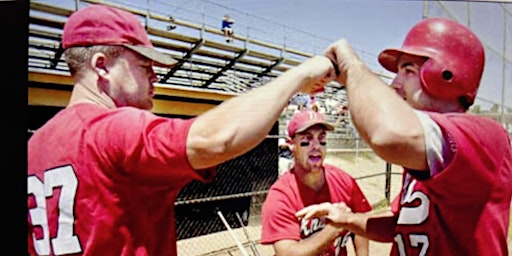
[177,153,512,256]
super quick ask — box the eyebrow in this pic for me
[399,61,415,68]
[399,55,427,68]
[296,133,327,140]
[296,132,327,138]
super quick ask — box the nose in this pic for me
[309,138,324,150]
[390,76,402,89]
[149,68,158,84]
[390,76,406,95]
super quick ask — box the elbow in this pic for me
[366,125,423,162]
[197,125,262,163]
[365,125,401,150]
[199,130,233,158]
[187,130,233,169]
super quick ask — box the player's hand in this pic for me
[295,202,353,224]
[323,39,362,86]
[296,55,336,95]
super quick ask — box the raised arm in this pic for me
[324,39,427,171]
[187,55,334,169]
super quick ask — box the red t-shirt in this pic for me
[390,112,512,256]
[261,164,372,256]
[28,103,215,256]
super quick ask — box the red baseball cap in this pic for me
[287,110,334,137]
[62,4,177,66]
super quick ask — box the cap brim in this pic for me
[378,48,429,73]
[124,45,178,66]
[295,121,335,134]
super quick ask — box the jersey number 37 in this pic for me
[28,165,82,255]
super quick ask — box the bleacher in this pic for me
[29,0,308,92]
[28,0,510,140]
[28,0,393,121]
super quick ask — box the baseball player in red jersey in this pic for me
[261,110,372,256]
[296,18,512,255]
[27,4,335,256]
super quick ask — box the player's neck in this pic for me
[68,82,117,109]
[295,166,325,191]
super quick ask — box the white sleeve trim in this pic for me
[414,110,447,177]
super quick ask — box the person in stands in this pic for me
[27,4,335,256]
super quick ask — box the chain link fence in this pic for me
[27,1,510,255]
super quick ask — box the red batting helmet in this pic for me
[378,18,485,105]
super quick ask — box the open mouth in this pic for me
[309,155,322,164]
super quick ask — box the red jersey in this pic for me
[27,103,215,256]
[261,164,372,256]
[390,113,512,256]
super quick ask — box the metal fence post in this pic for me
[385,162,391,203]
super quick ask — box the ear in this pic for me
[91,52,109,78]
[286,136,294,152]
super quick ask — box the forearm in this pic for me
[295,202,397,245]
[188,57,328,169]
[344,60,425,168]
[343,211,396,243]
[274,225,343,256]
[352,234,369,256]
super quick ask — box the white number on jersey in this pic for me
[28,165,82,255]
[394,179,430,256]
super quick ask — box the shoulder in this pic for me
[323,164,359,186]
[272,171,295,185]
[323,165,372,211]
[427,112,509,148]
[427,112,512,180]
[70,104,159,126]
[69,104,195,149]
[428,112,502,130]
[268,172,297,194]
[323,164,353,178]
[95,106,193,133]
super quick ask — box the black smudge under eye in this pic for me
[299,142,327,147]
